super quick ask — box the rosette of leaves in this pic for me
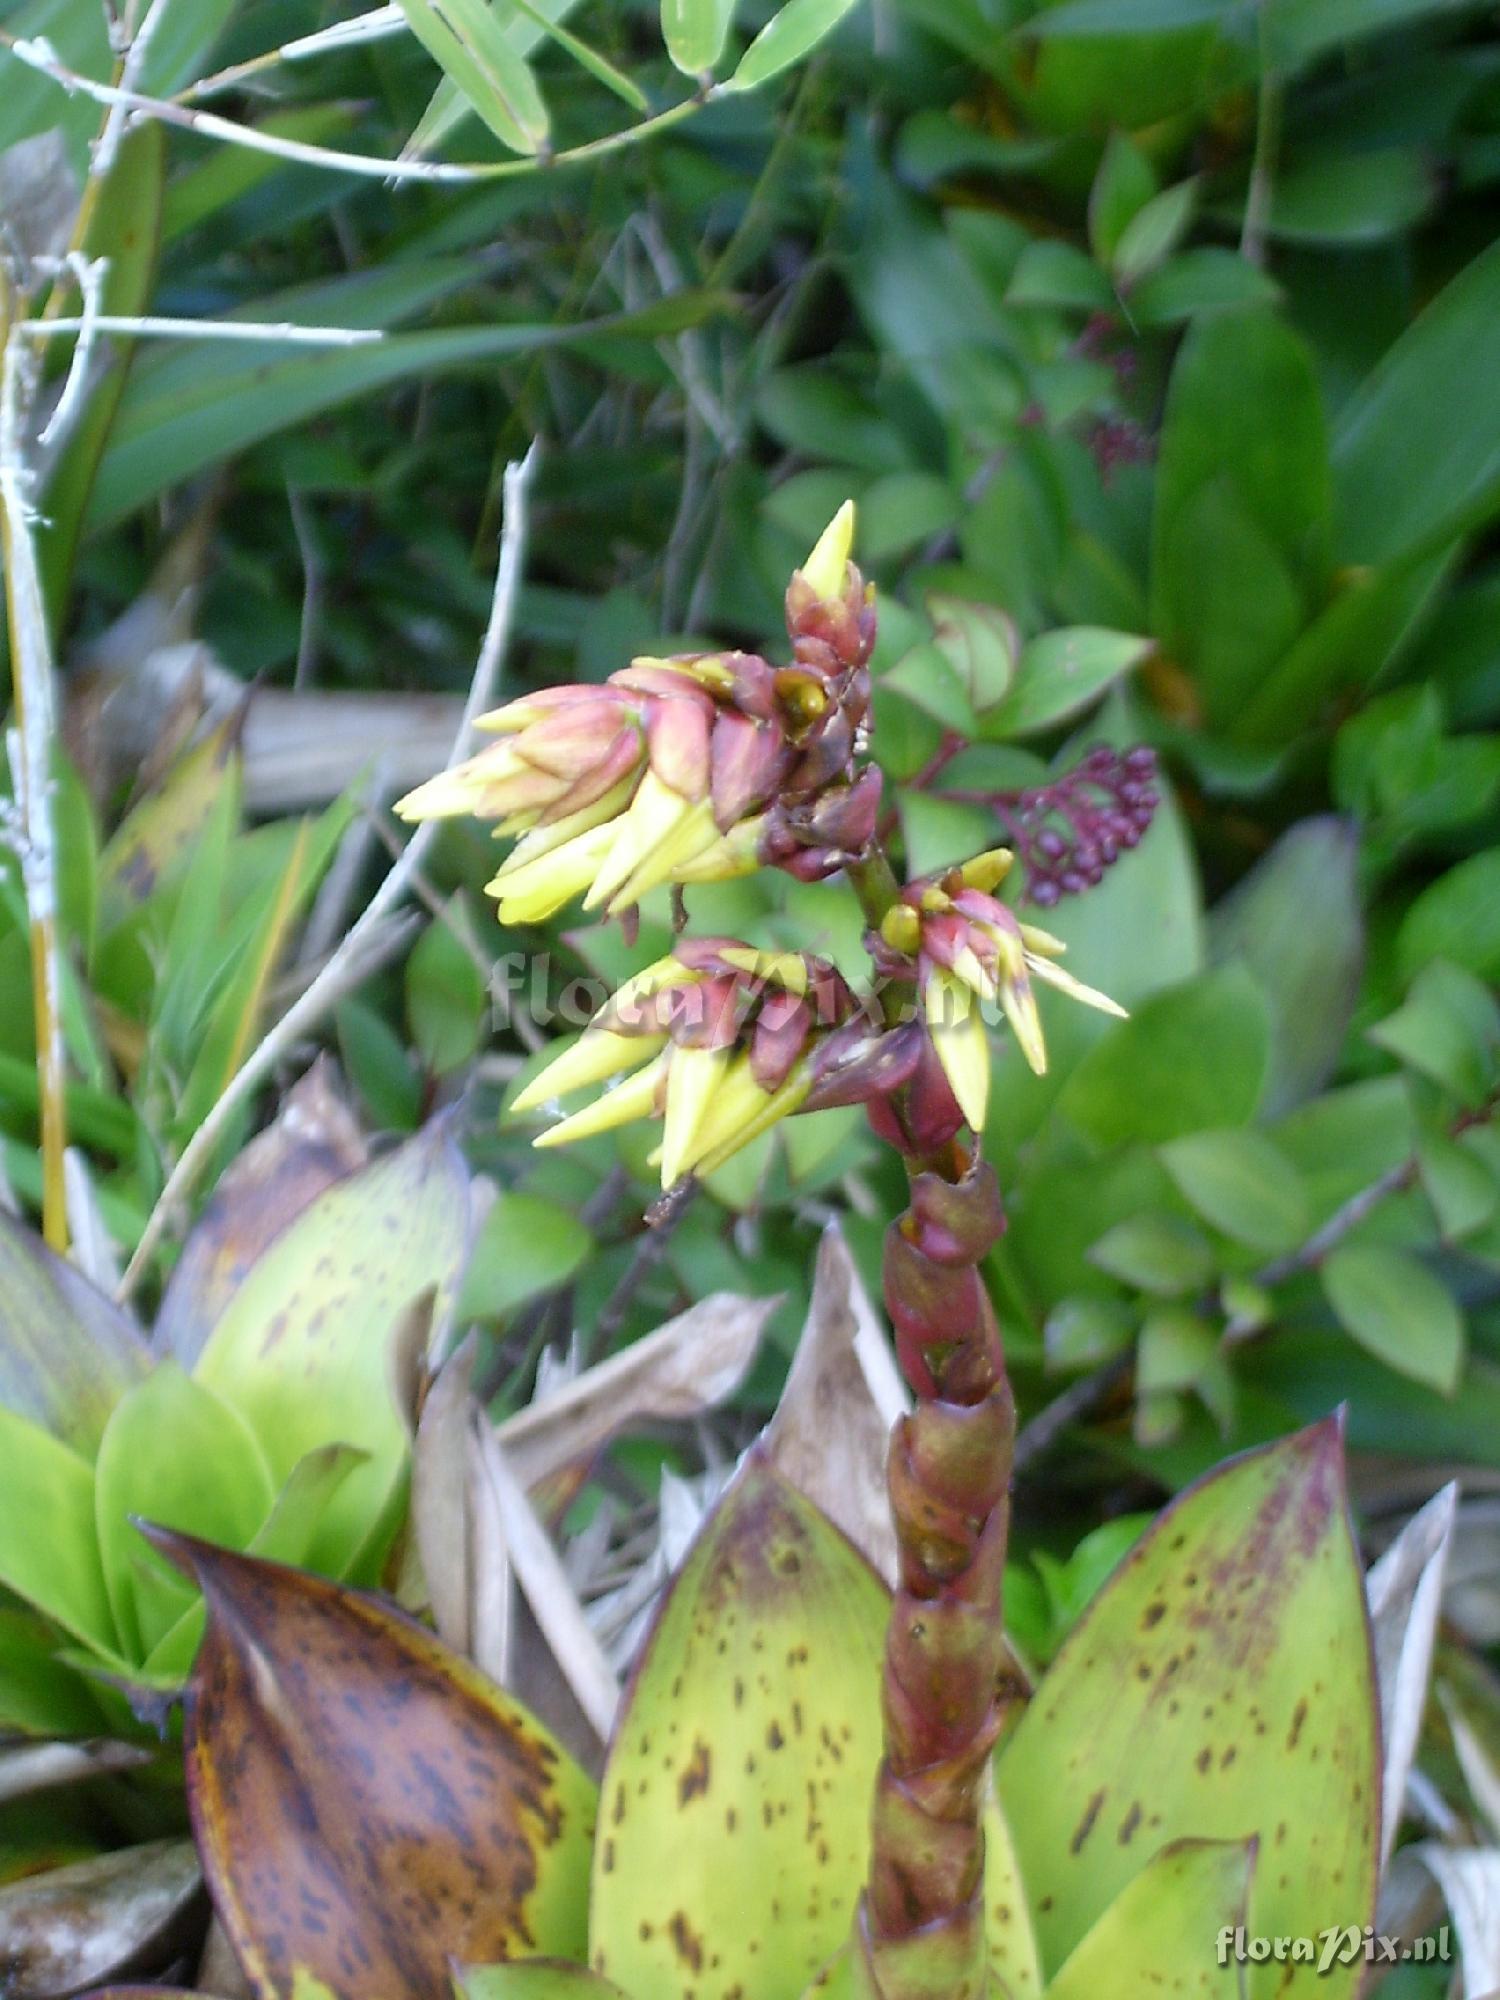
[61,1411,1395,2000]
[0,1069,472,1764]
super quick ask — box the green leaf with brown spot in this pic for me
[985,1792,1043,1999]
[589,1450,889,2000]
[153,1531,596,2000]
[193,1120,471,1574]
[997,1419,1378,2000]
[456,1960,630,1998]
[1042,1838,1251,1998]
[99,709,244,920]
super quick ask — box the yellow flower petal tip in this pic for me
[801,499,857,599]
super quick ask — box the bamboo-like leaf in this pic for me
[589,1450,888,2000]
[0,1205,149,1450]
[662,0,736,75]
[725,0,861,90]
[997,1419,1379,2000]
[192,1120,472,1575]
[394,0,549,154]
[502,0,647,106]
[152,1531,597,2000]
[1043,1839,1252,1998]
[0,1839,201,1999]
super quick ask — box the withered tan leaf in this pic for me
[0,1839,201,1999]
[763,1224,906,1585]
[1366,1483,1456,1865]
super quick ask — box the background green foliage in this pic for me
[3,0,1500,1744]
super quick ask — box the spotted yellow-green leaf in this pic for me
[151,1530,596,2000]
[997,1419,1378,2000]
[589,1450,888,2000]
[99,708,244,917]
[985,1791,1043,1999]
[457,1961,630,1999]
[193,1120,471,1573]
[1043,1838,1251,1998]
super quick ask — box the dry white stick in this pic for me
[22,314,384,347]
[90,0,172,187]
[5,35,705,186]
[36,251,108,448]
[116,444,539,1299]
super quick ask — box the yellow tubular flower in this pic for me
[801,499,857,600]
[510,1029,666,1116]
[924,964,991,1133]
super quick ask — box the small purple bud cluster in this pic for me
[994,745,1159,907]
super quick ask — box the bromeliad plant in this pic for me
[97,512,1389,2000]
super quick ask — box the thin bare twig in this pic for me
[36,252,107,448]
[179,5,406,102]
[5,34,707,187]
[21,314,384,347]
[0,281,68,1250]
[117,444,541,1299]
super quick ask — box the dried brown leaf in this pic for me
[151,1529,596,2000]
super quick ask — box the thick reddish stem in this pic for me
[859,1155,1016,1999]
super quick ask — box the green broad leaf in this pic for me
[1273,1077,1414,1225]
[1129,247,1279,326]
[1418,1132,1499,1242]
[589,1452,888,2000]
[1321,1244,1465,1394]
[1333,236,1500,565]
[157,1534,596,1996]
[859,473,961,564]
[1136,1307,1220,1399]
[1159,1129,1309,1254]
[1368,960,1500,1107]
[1044,1839,1251,1998]
[979,628,1151,739]
[1207,819,1363,1115]
[0,1409,115,1653]
[1111,178,1197,286]
[1025,0,1242,32]
[997,1420,1379,1999]
[1398,851,1500,983]
[1044,1295,1137,1372]
[193,1123,472,1573]
[93,1365,275,1664]
[1265,0,1493,68]
[0,1202,150,1451]
[457,1190,592,1319]
[394,0,549,154]
[457,1964,630,1999]
[1088,1212,1217,1295]
[1060,965,1270,1150]
[0,1609,107,1738]
[1240,146,1436,245]
[898,792,999,878]
[661,0,736,73]
[337,998,423,1132]
[882,641,978,737]
[1006,240,1114,312]
[88,295,730,532]
[406,897,490,1076]
[725,0,862,89]
[1152,308,1330,716]
[1087,132,1157,267]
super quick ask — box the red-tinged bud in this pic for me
[511,699,633,779]
[749,991,813,1093]
[907,1165,1007,1265]
[759,767,884,884]
[801,1016,925,1114]
[709,710,788,830]
[537,726,645,823]
[645,693,713,800]
[867,1034,966,1158]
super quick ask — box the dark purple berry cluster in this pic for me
[994,745,1160,906]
